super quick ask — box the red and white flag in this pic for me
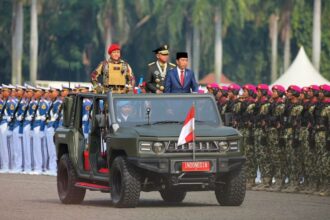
[178,105,195,146]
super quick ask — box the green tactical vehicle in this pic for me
[55,92,246,208]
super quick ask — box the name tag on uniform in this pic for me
[113,66,120,70]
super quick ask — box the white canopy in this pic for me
[272,47,330,88]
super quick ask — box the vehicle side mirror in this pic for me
[63,96,74,127]
[96,114,106,128]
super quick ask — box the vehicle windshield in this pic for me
[113,96,220,126]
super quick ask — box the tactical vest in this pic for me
[103,62,127,86]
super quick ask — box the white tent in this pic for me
[272,47,330,88]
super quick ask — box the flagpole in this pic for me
[192,103,196,161]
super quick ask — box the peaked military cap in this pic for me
[153,44,169,55]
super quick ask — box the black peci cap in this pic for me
[176,52,188,60]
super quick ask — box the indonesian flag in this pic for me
[177,105,195,146]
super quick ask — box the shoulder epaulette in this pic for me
[148,62,155,66]
[169,62,176,67]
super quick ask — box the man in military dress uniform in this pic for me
[21,85,36,174]
[0,85,15,173]
[32,87,49,174]
[146,45,176,93]
[11,85,27,173]
[91,43,135,94]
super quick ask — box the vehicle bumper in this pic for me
[127,156,246,174]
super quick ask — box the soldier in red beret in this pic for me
[91,43,135,94]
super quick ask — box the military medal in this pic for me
[160,86,164,91]
[156,61,167,78]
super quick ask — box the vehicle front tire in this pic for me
[160,188,186,203]
[57,154,86,204]
[215,168,246,206]
[110,156,141,208]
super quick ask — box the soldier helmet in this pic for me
[288,85,301,97]
[219,85,228,97]
[309,85,320,96]
[272,85,285,97]
[228,83,241,95]
[242,84,256,97]
[320,84,330,97]
[257,84,269,96]
[108,43,121,54]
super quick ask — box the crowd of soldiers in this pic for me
[1,42,329,198]
[0,84,92,176]
[206,83,330,196]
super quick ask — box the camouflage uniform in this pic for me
[299,100,317,193]
[267,97,285,191]
[217,96,228,123]
[240,98,257,188]
[253,96,271,189]
[282,101,304,192]
[314,99,330,195]
[91,58,134,94]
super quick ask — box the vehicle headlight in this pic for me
[229,141,239,152]
[219,141,229,152]
[139,141,152,152]
[152,142,165,154]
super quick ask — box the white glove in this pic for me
[40,115,46,121]
[7,117,12,122]
[82,114,88,121]
[54,114,59,120]
[26,115,32,121]
[17,115,23,121]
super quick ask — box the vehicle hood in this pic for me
[129,124,238,137]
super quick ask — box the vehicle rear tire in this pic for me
[57,154,86,204]
[110,156,141,208]
[215,168,246,206]
[160,188,186,203]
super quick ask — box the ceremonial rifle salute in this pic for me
[164,52,198,93]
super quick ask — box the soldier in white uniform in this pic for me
[31,87,48,175]
[44,87,62,176]
[11,85,26,173]
[21,85,36,174]
[0,85,18,173]
[0,85,13,173]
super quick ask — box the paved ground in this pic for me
[0,174,329,220]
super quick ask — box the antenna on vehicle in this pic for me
[146,107,151,125]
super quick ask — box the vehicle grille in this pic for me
[165,141,219,153]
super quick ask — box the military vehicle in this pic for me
[55,93,246,208]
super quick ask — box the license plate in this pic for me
[182,161,210,172]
